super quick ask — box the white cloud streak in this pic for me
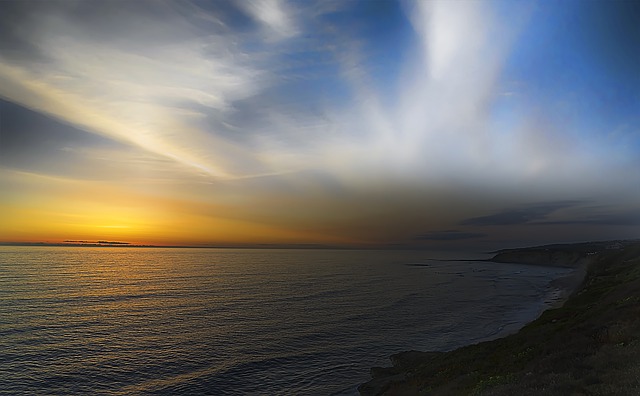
[283,0,638,198]
[0,0,281,179]
[0,0,636,200]
[238,0,298,39]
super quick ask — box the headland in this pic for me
[359,240,640,395]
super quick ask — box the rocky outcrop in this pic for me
[358,351,442,396]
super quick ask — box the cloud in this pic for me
[1,0,637,189]
[238,0,298,39]
[414,230,486,241]
[461,201,640,228]
[0,2,51,64]
[543,210,640,226]
[0,0,288,179]
[461,201,584,226]
[1,0,639,247]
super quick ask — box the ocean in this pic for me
[0,247,575,395]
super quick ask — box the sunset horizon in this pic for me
[2,0,639,249]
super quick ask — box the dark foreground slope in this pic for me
[359,241,640,395]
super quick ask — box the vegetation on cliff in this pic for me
[360,241,640,395]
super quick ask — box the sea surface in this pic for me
[0,247,575,395]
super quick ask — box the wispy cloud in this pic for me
[1,0,638,246]
[1,0,636,189]
[461,201,640,229]
[543,210,640,227]
[414,230,486,241]
[238,0,298,39]
[0,0,285,179]
[461,201,585,226]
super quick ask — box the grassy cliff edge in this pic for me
[359,240,640,395]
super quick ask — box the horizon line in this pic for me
[0,239,638,252]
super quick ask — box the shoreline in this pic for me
[359,240,640,395]
[544,263,588,309]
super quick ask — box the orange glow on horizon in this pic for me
[0,170,357,246]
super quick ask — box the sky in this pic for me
[0,0,639,249]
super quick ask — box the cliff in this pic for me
[489,240,630,267]
[359,241,640,395]
[490,249,584,267]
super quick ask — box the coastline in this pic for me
[359,240,640,395]
[543,261,588,309]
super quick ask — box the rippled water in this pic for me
[0,247,573,395]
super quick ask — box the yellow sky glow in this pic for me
[0,169,357,246]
